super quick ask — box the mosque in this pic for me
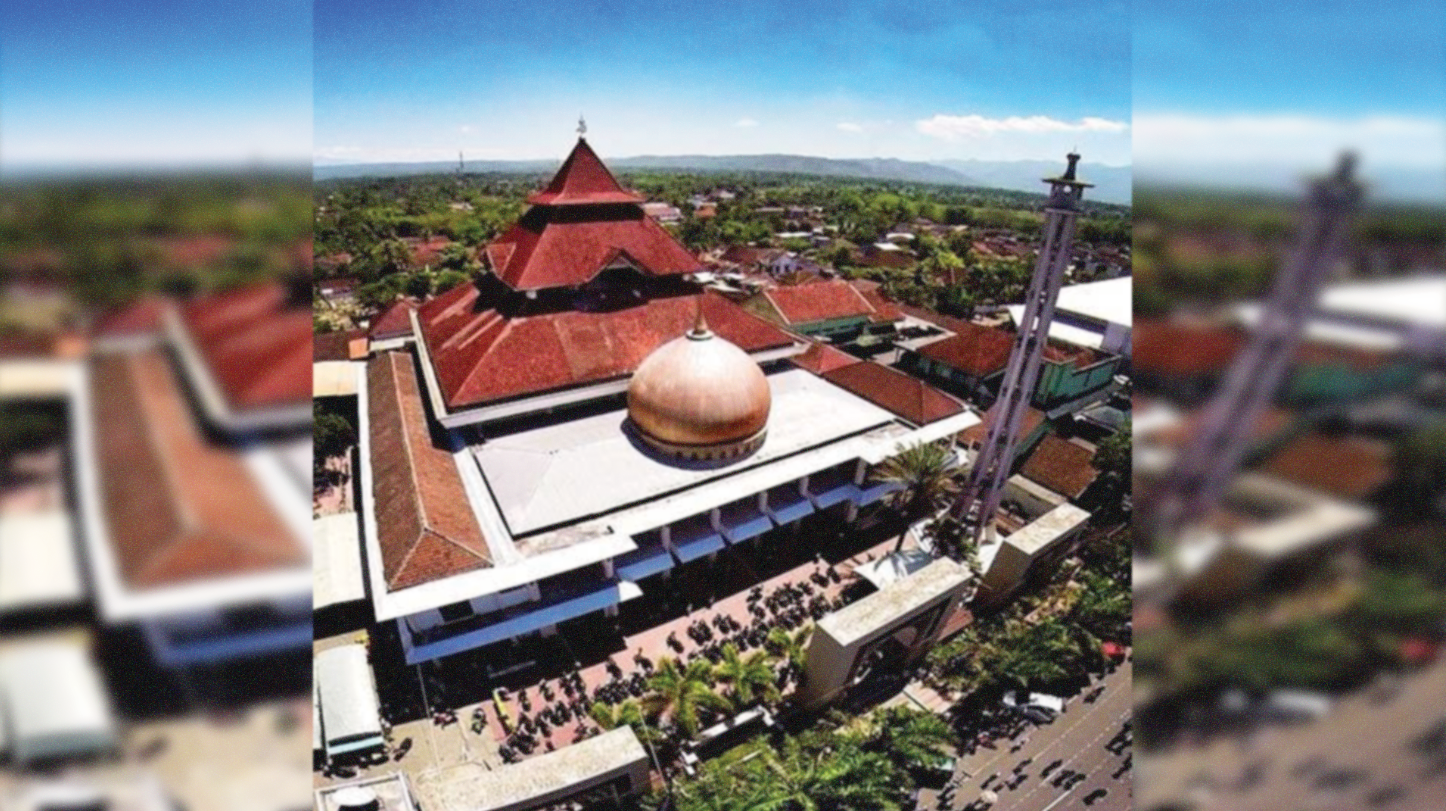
[350,135,980,668]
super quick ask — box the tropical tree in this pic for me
[588,699,660,745]
[714,644,780,712]
[873,440,959,552]
[751,735,905,811]
[853,705,956,782]
[766,625,813,687]
[642,657,729,739]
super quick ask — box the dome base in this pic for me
[629,419,767,464]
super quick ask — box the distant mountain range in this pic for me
[314,154,1134,205]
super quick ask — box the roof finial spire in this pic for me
[689,297,711,339]
[577,114,587,138]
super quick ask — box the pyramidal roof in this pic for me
[526,138,645,206]
[482,136,700,290]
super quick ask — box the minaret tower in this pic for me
[1144,154,1362,546]
[955,153,1091,547]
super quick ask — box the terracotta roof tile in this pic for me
[763,280,876,325]
[368,351,491,591]
[789,341,861,375]
[821,362,966,425]
[959,401,1045,448]
[485,207,700,290]
[90,351,306,590]
[1133,319,1245,377]
[93,295,168,338]
[1258,431,1393,500]
[369,297,420,339]
[1020,434,1099,499]
[526,138,645,206]
[178,283,312,411]
[313,328,369,362]
[917,322,1102,378]
[417,288,797,410]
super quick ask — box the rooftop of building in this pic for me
[820,361,968,426]
[416,286,797,412]
[1019,434,1099,500]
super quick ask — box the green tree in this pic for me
[873,441,959,552]
[642,657,729,739]
[853,705,956,782]
[714,644,780,712]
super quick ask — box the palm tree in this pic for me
[872,440,959,552]
[714,644,780,712]
[855,705,956,779]
[642,657,729,740]
[766,625,812,688]
[752,736,905,810]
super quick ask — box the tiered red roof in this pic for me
[178,283,312,412]
[526,139,644,205]
[417,287,796,410]
[484,139,699,290]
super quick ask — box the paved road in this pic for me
[1138,656,1446,810]
[921,663,1133,810]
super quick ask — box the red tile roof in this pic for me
[178,283,312,412]
[1133,319,1246,376]
[789,341,861,375]
[917,322,1101,378]
[484,207,700,291]
[821,362,966,425]
[915,324,1016,377]
[1020,434,1099,499]
[369,351,492,591]
[851,283,905,323]
[90,351,306,590]
[526,138,644,206]
[314,328,369,362]
[369,297,420,339]
[1258,431,1393,500]
[417,287,797,411]
[763,279,876,325]
[93,295,168,339]
[959,400,1045,448]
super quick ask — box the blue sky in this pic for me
[314,0,1132,166]
[0,0,311,170]
[1133,0,1445,198]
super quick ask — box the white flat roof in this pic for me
[315,643,383,757]
[313,513,367,609]
[1003,503,1092,556]
[820,557,967,647]
[0,511,84,613]
[1319,275,1446,328]
[474,369,897,536]
[314,360,361,397]
[0,358,78,399]
[1019,276,1132,328]
[413,727,646,811]
[0,637,115,762]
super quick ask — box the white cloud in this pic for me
[837,122,864,133]
[916,114,1129,140]
[733,117,759,128]
[459,125,474,134]
[1134,113,1446,169]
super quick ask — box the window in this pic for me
[438,601,474,623]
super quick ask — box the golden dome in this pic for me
[627,311,771,461]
